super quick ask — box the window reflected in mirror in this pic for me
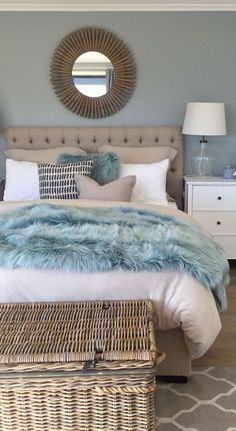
[72,51,114,97]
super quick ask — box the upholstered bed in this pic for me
[4,126,184,209]
[0,126,227,378]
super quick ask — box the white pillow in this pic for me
[4,159,39,201]
[119,159,169,205]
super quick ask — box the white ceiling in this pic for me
[1,1,236,11]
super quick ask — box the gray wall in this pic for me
[0,11,235,177]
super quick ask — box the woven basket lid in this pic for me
[0,300,160,372]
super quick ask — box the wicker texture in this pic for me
[0,376,156,431]
[0,300,163,431]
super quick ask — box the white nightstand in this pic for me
[184,176,236,259]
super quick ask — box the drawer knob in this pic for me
[217,196,222,200]
[217,221,221,225]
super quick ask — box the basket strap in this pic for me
[93,384,156,395]
[156,351,166,365]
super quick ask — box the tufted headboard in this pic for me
[4,127,184,209]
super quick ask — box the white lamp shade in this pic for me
[182,102,226,136]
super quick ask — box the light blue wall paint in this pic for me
[0,11,235,177]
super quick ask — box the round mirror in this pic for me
[50,27,136,119]
[72,51,114,98]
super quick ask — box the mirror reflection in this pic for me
[72,51,114,97]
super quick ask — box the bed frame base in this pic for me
[156,328,191,378]
[158,375,188,384]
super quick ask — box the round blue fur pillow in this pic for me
[57,152,121,185]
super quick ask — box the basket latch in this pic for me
[83,348,104,371]
[82,358,98,371]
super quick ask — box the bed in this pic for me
[0,126,228,378]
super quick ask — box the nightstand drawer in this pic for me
[193,211,236,234]
[213,235,236,259]
[192,185,236,210]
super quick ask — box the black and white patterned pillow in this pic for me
[38,161,94,199]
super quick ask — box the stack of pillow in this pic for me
[4,144,177,205]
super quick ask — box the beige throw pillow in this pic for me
[5,146,86,163]
[98,145,177,164]
[75,174,136,201]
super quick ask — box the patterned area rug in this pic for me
[156,367,236,430]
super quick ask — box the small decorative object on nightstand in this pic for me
[223,164,236,179]
[182,102,226,176]
[184,176,236,259]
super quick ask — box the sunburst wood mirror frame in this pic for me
[50,27,136,119]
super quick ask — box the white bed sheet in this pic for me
[167,201,178,209]
[0,199,222,359]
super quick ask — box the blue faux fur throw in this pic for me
[0,204,229,310]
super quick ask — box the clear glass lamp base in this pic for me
[192,142,214,176]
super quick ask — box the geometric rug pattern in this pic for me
[156,367,236,430]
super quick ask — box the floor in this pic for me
[156,366,236,431]
[156,262,236,430]
[193,260,236,366]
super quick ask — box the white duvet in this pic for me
[0,199,222,359]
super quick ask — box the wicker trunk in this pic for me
[0,300,164,431]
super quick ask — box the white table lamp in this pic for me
[182,102,226,176]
